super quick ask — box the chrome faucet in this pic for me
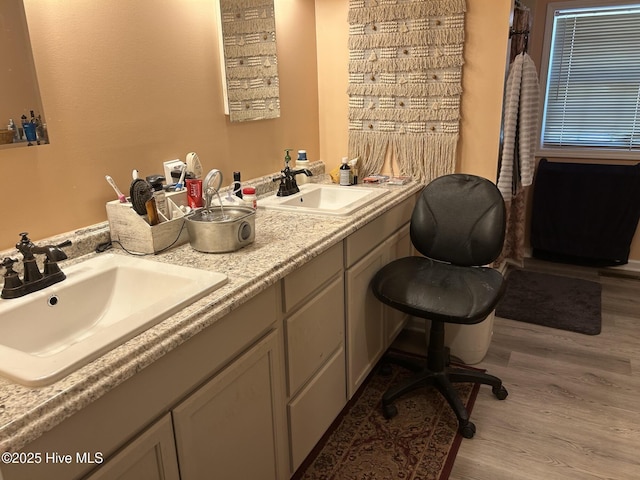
[273,166,313,197]
[1,232,71,299]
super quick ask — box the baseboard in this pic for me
[607,259,640,273]
[599,259,640,279]
[521,250,640,275]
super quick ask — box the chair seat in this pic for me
[371,256,505,324]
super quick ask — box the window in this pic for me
[540,1,640,158]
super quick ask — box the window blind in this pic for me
[542,5,640,151]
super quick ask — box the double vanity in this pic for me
[0,172,421,479]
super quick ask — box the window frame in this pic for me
[538,0,640,161]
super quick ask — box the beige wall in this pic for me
[457,0,512,179]
[1,0,512,251]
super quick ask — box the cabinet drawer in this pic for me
[286,276,344,396]
[283,242,343,312]
[288,346,346,473]
[345,196,414,267]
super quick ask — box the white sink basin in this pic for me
[0,254,227,386]
[259,183,388,216]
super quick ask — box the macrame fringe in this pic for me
[349,132,457,183]
[227,86,280,101]
[348,1,466,23]
[349,56,464,74]
[220,0,273,12]
[229,105,280,123]
[349,29,465,49]
[226,65,278,80]
[220,18,276,35]
[224,43,277,58]
[348,83,462,98]
[349,108,459,123]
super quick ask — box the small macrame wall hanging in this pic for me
[348,0,466,182]
[219,0,280,122]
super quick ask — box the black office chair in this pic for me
[370,174,508,438]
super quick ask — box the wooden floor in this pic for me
[398,259,640,480]
[448,259,640,480]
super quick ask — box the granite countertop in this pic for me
[0,175,423,453]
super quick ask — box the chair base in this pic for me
[380,355,508,438]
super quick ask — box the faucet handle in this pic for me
[2,257,19,273]
[1,258,23,296]
[18,232,32,245]
[16,232,36,259]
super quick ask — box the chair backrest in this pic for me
[410,174,506,267]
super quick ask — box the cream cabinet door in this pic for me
[86,414,179,480]
[383,224,412,345]
[172,330,287,480]
[346,240,387,399]
[345,223,412,399]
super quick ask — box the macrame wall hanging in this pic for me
[348,0,466,182]
[219,0,280,122]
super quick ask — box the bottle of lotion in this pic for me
[339,157,351,186]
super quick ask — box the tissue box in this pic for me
[106,190,189,254]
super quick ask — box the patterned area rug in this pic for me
[292,356,480,480]
[496,269,602,335]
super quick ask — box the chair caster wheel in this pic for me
[492,385,508,400]
[460,421,476,439]
[382,403,398,419]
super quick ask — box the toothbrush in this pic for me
[175,165,187,190]
[105,175,127,203]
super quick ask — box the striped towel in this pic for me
[498,52,539,201]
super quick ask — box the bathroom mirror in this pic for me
[0,0,49,148]
[217,0,281,122]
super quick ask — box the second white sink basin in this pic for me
[0,254,227,386]
[259,183,388,216]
